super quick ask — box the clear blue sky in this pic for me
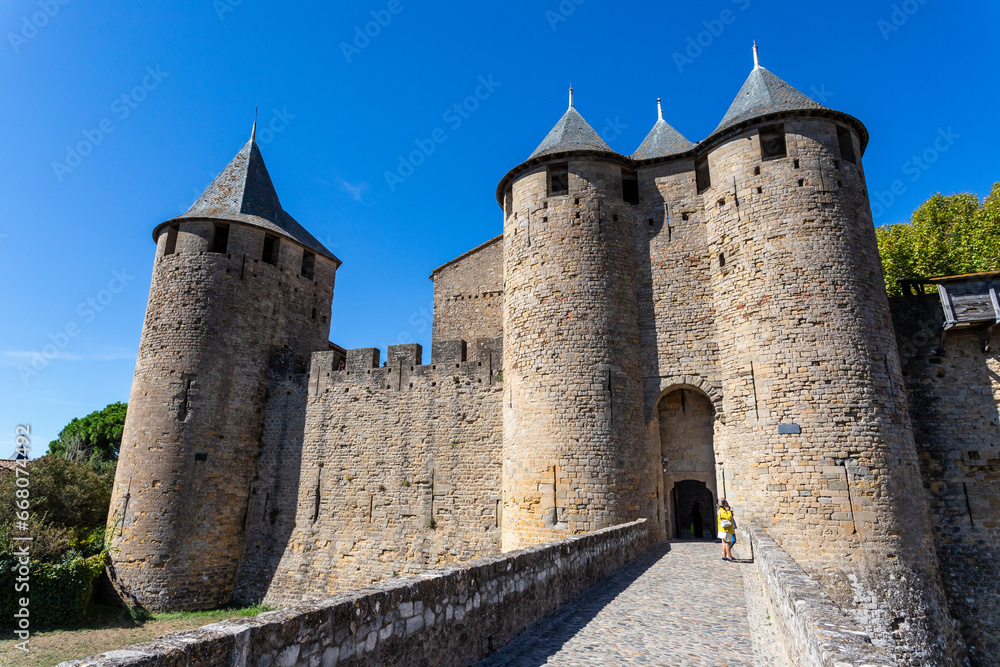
[1,0,997,455]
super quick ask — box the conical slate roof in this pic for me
[632,101,694,159]
[713,65,826,135]
[529,100,615,160]
[169,132,338,262]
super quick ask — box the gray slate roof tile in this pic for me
[631,119,695,160]
[529,107,617,160]
[174,136,338,262]
[713,66,826,135]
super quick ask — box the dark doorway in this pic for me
[674,480,714,539]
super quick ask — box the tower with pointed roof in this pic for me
[108,127,340,611]
[498,87,658,550]
[693,48,960,664]
[493,48,963,663]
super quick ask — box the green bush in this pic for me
[0,551,107,630]
[0,456,115,630]
[0,456,111,558]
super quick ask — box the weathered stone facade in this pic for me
[110,55,995,665]
[260,341,503,606]
[109,216,338,611]
[430,235,503,349]
[892,293,1000,666]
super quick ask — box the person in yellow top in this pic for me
[718,498,736,562]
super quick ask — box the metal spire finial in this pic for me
[251,106,258,141]
[657,98,663,121]
[752,42,760,69]
[568,85,574,109]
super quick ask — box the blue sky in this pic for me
[1,0,997,454]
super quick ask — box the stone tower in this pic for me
[497,89,661,551]
[108,126,340,611]
[694,51,961,663]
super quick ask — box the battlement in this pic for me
[308,339,502,398]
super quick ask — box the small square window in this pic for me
[262,234,280,265]
[837,126,856,164]
[301,251,315,279]
[163,224,179,256]
[210,224,229,254]
[696,157,711,194]
[621,169,639,205]
[759,125,787,160]
[548,163,568,196]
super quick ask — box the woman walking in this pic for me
[718,498,736,561]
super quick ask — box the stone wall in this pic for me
[892,293,1000,666]
[737,524,893,667]
[430,235,503,350]
[109,221,337,611]
[62,520,649,667]
[261,341,504,606]
[234,356,311,604]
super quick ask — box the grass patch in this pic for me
[0,603,271,667]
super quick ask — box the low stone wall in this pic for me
[61,520,649,667]
[738,525,894,667]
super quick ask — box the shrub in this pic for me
[0,551,107,630]
[0,456,111,555]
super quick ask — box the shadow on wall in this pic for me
[891,293,1000,666]
[232,354,309,604]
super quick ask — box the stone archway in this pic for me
[657,388,717,539]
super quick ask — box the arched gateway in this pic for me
[656,388,717,539]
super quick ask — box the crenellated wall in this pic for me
[262,341,504,606]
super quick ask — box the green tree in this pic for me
[877,183,1000,296]
[48,401,127,469]
[0,456,112,561]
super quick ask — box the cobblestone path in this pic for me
[480,541,762,667]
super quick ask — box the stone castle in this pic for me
[107,50,1000,666]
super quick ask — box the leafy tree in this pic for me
[0,455,112,561]
[48,401,127,469]
[877,184,1000,296]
